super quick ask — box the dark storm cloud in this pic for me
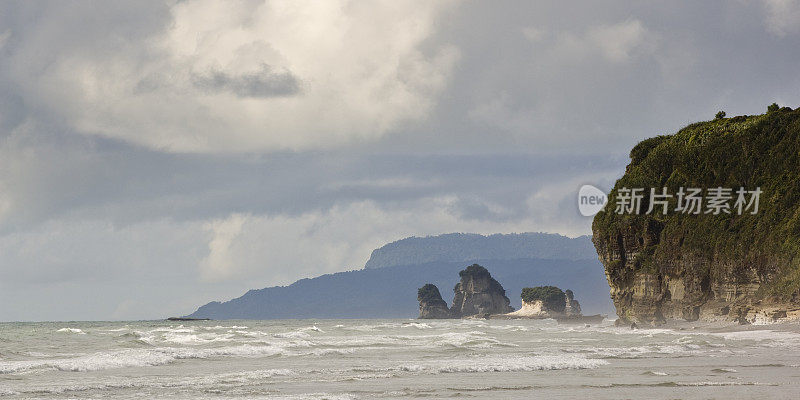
[191,64,301,98]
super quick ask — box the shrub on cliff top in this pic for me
[521,286,566,313]
[458,264,490,278]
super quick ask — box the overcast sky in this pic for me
[1,0,799,321]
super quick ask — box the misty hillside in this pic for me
[364,233,597,269]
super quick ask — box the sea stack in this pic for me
[499,286,566,318]
[417,284,453,319]
[450,264,513,318]
[564,289,582,316]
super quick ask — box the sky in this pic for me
[1,0,799,321]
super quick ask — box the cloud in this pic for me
[200,213,247,281]
[5,0,459,153]
[587,20,653,63]
[193,195,599,287]
[521,26,546,42]
[0,29,10,49]
[762,0,800,36]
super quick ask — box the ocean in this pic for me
[1,319,799,399]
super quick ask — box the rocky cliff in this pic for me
[450,264,513,317]
[417,284,453,319]
[592,106,800,326]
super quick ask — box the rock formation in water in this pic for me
[497,286,588,319]
[564,289,582,316]
[505,286,566,318]
[592,106,800,326]
[417,284,453,319]
[450,264,514,317]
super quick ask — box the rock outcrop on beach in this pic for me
[417,284,453,319]
[592,106,800,326]
[450,264,514,317]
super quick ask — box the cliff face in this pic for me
[450,264,513,317]
[417,284,453,319]
[592,107,800,326]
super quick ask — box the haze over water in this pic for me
[1,319,799,399]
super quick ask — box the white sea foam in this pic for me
[582,344,703,359]
[274,331,312,339]
[0,344,294,374]
[402,354,608,374]
[1,368,297,395]
[306,348,354,356]
[713,330,800,347]
[249,394,358,400]
[677,381,763,386]
[56,328,85,334]
[161,332,235,345]
[488,324,529,332]
[401,322,432,329]
[203,325,249,330]
[4,319,799,397]
[642,370,669,376]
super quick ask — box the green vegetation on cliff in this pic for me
[418,284,445,303]
[521,286,566,313]
[593,105,800,299]
[459,264,491,278]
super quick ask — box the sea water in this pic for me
[1,319,799,399]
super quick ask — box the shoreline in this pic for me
[620,317,800,335]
